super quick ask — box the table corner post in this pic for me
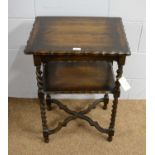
[33,55,49,143]
[108,55,126,142]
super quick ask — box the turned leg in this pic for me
[107,93,119,142]
[38,92,49,143]
[46,94,52,111]
[107,64,123,142]
[36,65,49,143]
[103,93,109,110]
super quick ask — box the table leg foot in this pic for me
[107,135,113,142]
[43,131,49,143]
[46,94,52,111]
[103,94,109,110]
[38,92,49,143]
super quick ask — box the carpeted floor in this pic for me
[8,98,145,155]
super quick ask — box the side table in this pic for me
[24,17,131,143]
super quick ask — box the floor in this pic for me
[8,98,146,155]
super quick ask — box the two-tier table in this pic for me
[24,16,131,143]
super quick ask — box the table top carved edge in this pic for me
[24,16,131,57]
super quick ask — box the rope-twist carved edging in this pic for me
[48,99,109,135]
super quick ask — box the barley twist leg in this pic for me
[36,65,49,143]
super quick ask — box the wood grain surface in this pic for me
[25,17,130,56]
[43,61,115,93]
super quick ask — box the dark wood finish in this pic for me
[103,94,109,110]
[46,94,52,111]
[43,61,115,93]
[24,16,131,143]
[25,17,130,56]
[48,98,110,135]
[108,63,123,141]
[36,65,49,142]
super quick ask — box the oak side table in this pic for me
[24,16,131,143]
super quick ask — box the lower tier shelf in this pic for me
[43,61,115,93]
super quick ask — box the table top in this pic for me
[24,16,130,56]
